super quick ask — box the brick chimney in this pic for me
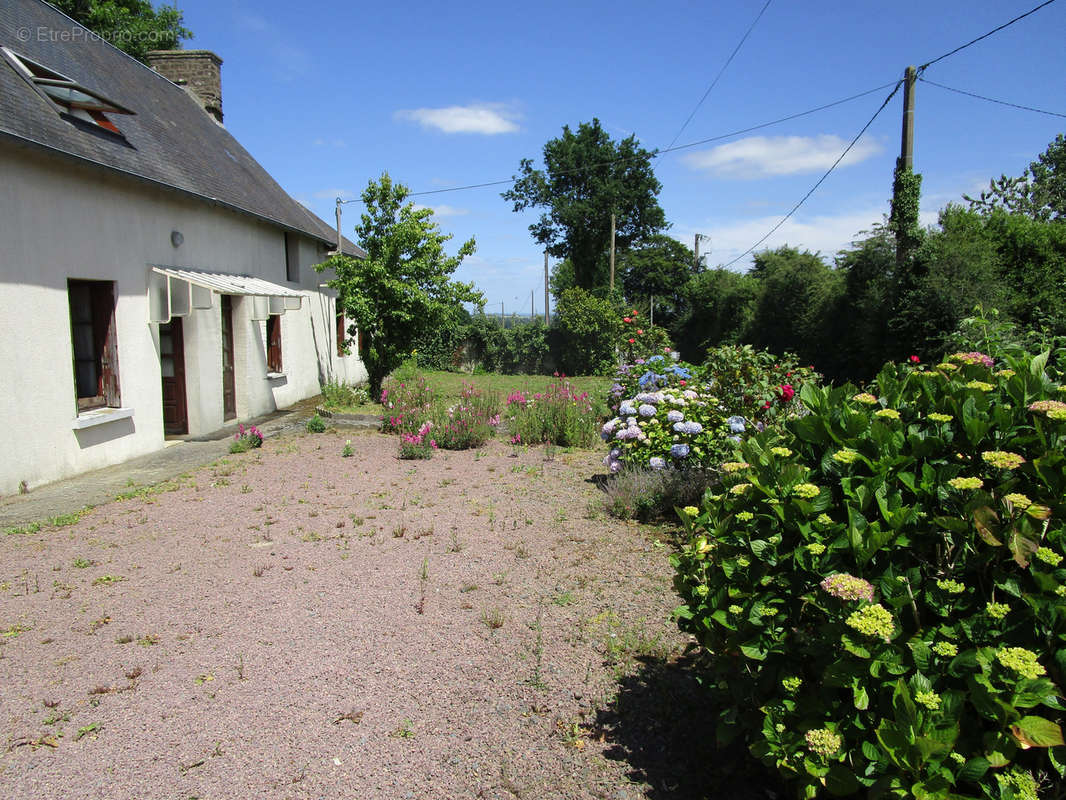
[146,50,223,123]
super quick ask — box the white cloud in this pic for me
[690,205,938,270]
[413,203,469,218]
[395,103,520,135]
[683,134,882,179]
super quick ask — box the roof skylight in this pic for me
[1,47,134,134]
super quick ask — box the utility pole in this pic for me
[543,251,550,325]
[609,213,616,292]
[500,301,505,329]
[530,290,534,321]
[694,233,700,271]
[900,65,916,171]
[335,197,343,253]
[893,65,920,270]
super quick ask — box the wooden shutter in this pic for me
[95,283,120,407]
[267,315,282,372]
[336,309,345,356]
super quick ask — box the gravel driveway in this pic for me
[0,429,693,799]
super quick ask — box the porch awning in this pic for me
[148,266,302,323]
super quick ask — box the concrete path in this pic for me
[0,401,379,529]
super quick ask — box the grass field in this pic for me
[321,370,613,416]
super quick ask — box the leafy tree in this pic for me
[619,234,698,327]
[502,118,667,290]
[964,133,1066,222]
[51,0,192,63]
[672,268,759,359]
[316,173,483,397]
[552,287,622,375]
[747,246,842,367]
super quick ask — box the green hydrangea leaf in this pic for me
[1010,715,1064,748]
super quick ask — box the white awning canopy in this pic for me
[148,266,302,323]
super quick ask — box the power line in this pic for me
[665,0,774,152]
[407,81,898,198]
[918,76,1066,119]
[917,0,1060,73]
[717,81,903,270]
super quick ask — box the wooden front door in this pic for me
[160,318,188,435]
[221,296,236,420]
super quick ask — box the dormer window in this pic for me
[1,47,133,134]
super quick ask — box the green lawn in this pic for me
[321,370,613,416]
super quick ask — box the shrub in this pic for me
[380,374,435,434]
[672,350,1066,797]
[321,378,370,409]
[602,464,716,522]
[398,422,436,459]
[505,378,600,448]
[603,355,732,472]
[430,383,500,450]
[701,344,820,425]
[305,414,327,433]
[230,423,263,453]
[554,287,623,375]
[618,308,673,364]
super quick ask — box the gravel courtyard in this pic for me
[0,429,703,800]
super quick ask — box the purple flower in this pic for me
[727,416,746,433]
[670,443,690,458]
[667,410,684,423]
[649,457,665,470]
[638,404,657,417]
[619,402,637,416]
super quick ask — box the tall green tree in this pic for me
[618,234,698,327]
[502,118,667,290]
[965,134,1066,222]
[51,0,192,63]
[316,173,483,397]
[673,268,759,359]
[747,246,842,367]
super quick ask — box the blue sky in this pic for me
[177,0,1064,315]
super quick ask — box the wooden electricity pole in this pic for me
[609,213,616,292]
[543,251,550,325]
[694,233,700,271]
[900,65,916,171]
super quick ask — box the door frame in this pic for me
[160,317,188,436]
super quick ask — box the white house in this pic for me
[0,0,367,495]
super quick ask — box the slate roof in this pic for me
[0,0,363,257]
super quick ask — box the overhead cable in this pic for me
[717,81,903,270]
[918,77,1066,119]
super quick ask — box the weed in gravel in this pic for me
[415,557,429,614]
[3,622,32,638]
[492,572,508,586]
[88,616,111,634]
[194,673,214,686]
[74,722,100,741]
[43,709,70,726]
[72,557,93,569]
[91,575,126,586]
[115,634,134,644]
[88,684,113,696]
[136,634,159,647]
[5,521,42,535]
[513,541,530,560]
[552,590,575,607]
[252,564,271,577]
[481,606,505,630]
[392,523,407,539]
[124,666,142,680]
[241,484,253,493]
[447,530,463,552]
[389,718,415,738]
[525,609,548,690]
[459,582,478,593]
[332,709,364,725]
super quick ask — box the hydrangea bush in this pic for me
[673,350,1066,798]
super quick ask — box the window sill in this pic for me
[72,406,134,430]
[266,372,286,380]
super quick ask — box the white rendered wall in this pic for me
[0,147,364,494]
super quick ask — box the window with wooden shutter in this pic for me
[335,308,346,356]
[68,279,120,410]
[266,314,282,373]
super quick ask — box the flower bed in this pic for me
[505,378,598,448]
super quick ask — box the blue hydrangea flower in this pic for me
[619,402,637,416]
[667,410,684,423]
[635,392,662,404]
[649,456,665,469]
[647,355,665,363]
[681,421,703,434]
[727,416,746,433]
[668,365,692,379]
[638,404,656,417]
[670,443,690,458]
